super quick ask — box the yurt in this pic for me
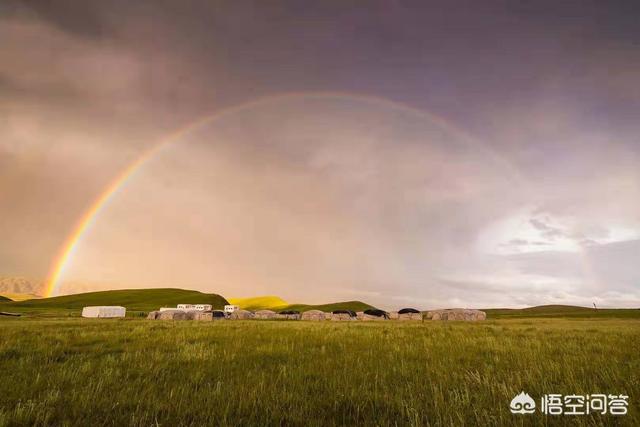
[278,310,300,320]
[362,309,389,321]
[147,311,159,320]
[158,310,187,320]
[229,309,254,320]
[193,311,213,321]
[301,310,326,321]
[254,309,278,320]
[81,306,126,318]
[397,308,422,321]
[425,309,486,321]
[331,309,356,321]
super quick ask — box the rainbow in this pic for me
[43,91,526,297]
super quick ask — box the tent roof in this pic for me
[398,308,421,314]
[332,309,356,316]
[364,309,388,317]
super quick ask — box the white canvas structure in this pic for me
[224,305,239,314]
[301,310,326,321]
[176,304,212,311]
[254,309,277,319]
[82,306,126,318]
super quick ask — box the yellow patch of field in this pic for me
[228,295,289,310]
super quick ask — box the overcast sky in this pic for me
[1,1,639,308]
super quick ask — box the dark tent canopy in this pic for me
[212,310,226,318]
[332,309,356,317]
[364,309,389,318]
[279,310,300,315]
[398,308,421,314]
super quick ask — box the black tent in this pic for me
[279,310,300,315]
[398,308,421,314]
[332,309,356,317]
[364,309,389,319]
[212,310,226,318]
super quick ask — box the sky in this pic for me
[1,0,639,308]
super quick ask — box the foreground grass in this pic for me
[0,319,638,426]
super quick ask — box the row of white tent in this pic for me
[81,305,486,321]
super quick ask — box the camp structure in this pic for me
[177,304,212,311]
[157,309,187,320]
[397,308,423,321]
[425,308,486,321]
[254,309,278,320]
[331,309,357,321]
[301,309,326,321]
[361,309,389,321]
[224,305,239,314]
[193,311,213,321]
[81,306,126,318]
[229,309,254,320]
[278,310,300,320]
[212,310,226,319]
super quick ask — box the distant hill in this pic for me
[0,293,40,301]
[0,295,11,302]
[1,288,229,313]
[0,276,43,296]
[228,295,376,313]
[284,300,377,313]
[485,304,640,319]
[228,296,289,310]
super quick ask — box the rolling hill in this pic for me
[0,288,229,314]
[228,296,289,310]
[484,304,640,319]
[228,295,377,312]
[0,295,11,302]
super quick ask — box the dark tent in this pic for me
[279,310,300,315]
[398,308,421,314]
[332,309,356,317]
[212,310,226,318]
[364,309,389,319]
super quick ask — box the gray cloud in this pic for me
[1,1,639,307]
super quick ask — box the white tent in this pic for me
[81,306,126,318]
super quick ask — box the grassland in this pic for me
[0,317,638,426]
[485,304,640,319]
[0,290,376,317]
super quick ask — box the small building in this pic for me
[331,309,357,321]
[301,310,327,321]
[224,305,240,314]
[254,309,277,320]
[397,308,423,321]
[81,306,126,318]
[176,304,212,311]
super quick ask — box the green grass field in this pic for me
[1,317,637,426]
